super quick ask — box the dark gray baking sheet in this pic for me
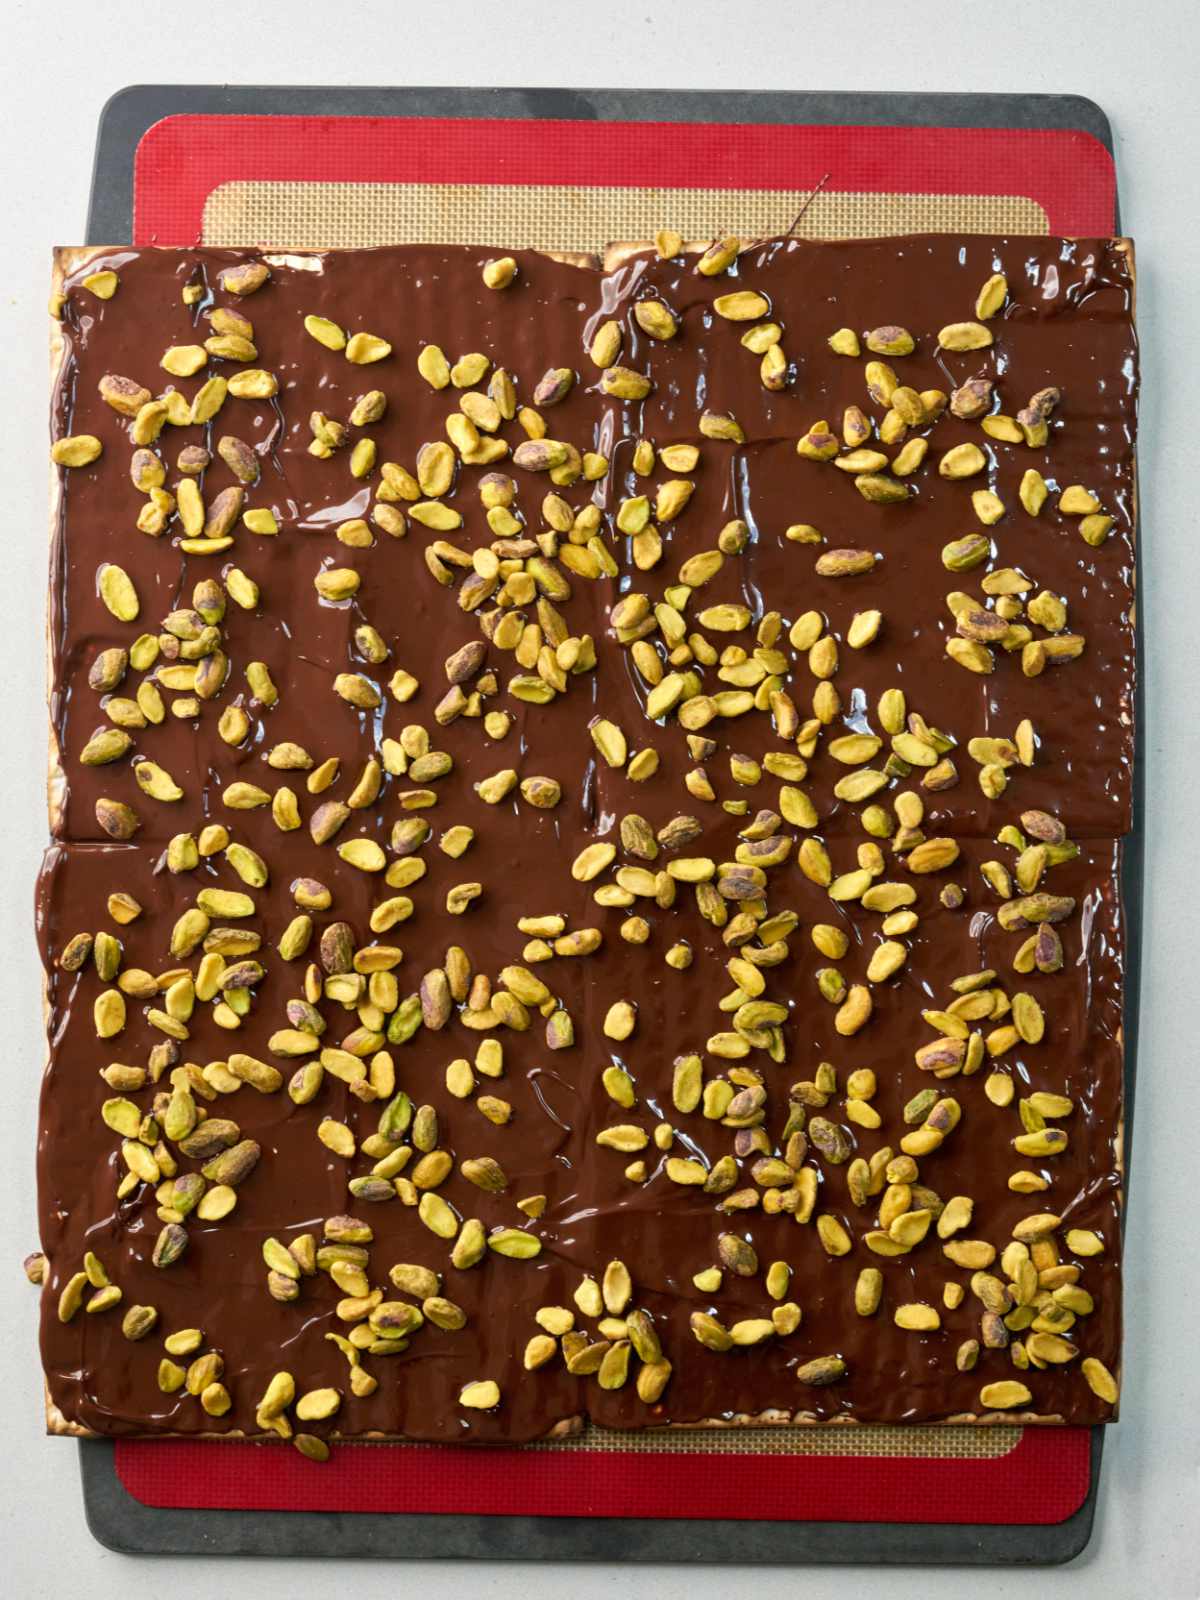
[76,82,1132,1566]
[78,1429,1105,1563]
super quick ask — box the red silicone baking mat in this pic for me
[77,86,1120,1562]
[130,112,1117,248]
[121,100,1104,1529]
[115,1427,1090,1525]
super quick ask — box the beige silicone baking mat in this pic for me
[415,1423,1021,1459]
[198,172,1036,1462]
[202,180,1048,252]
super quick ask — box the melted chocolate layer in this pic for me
[38,238,1135,1442]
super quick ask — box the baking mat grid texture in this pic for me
[202,179,1047,251]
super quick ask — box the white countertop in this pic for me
[3,2,1197,1594]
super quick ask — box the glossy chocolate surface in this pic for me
[38,237,1135,1442]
